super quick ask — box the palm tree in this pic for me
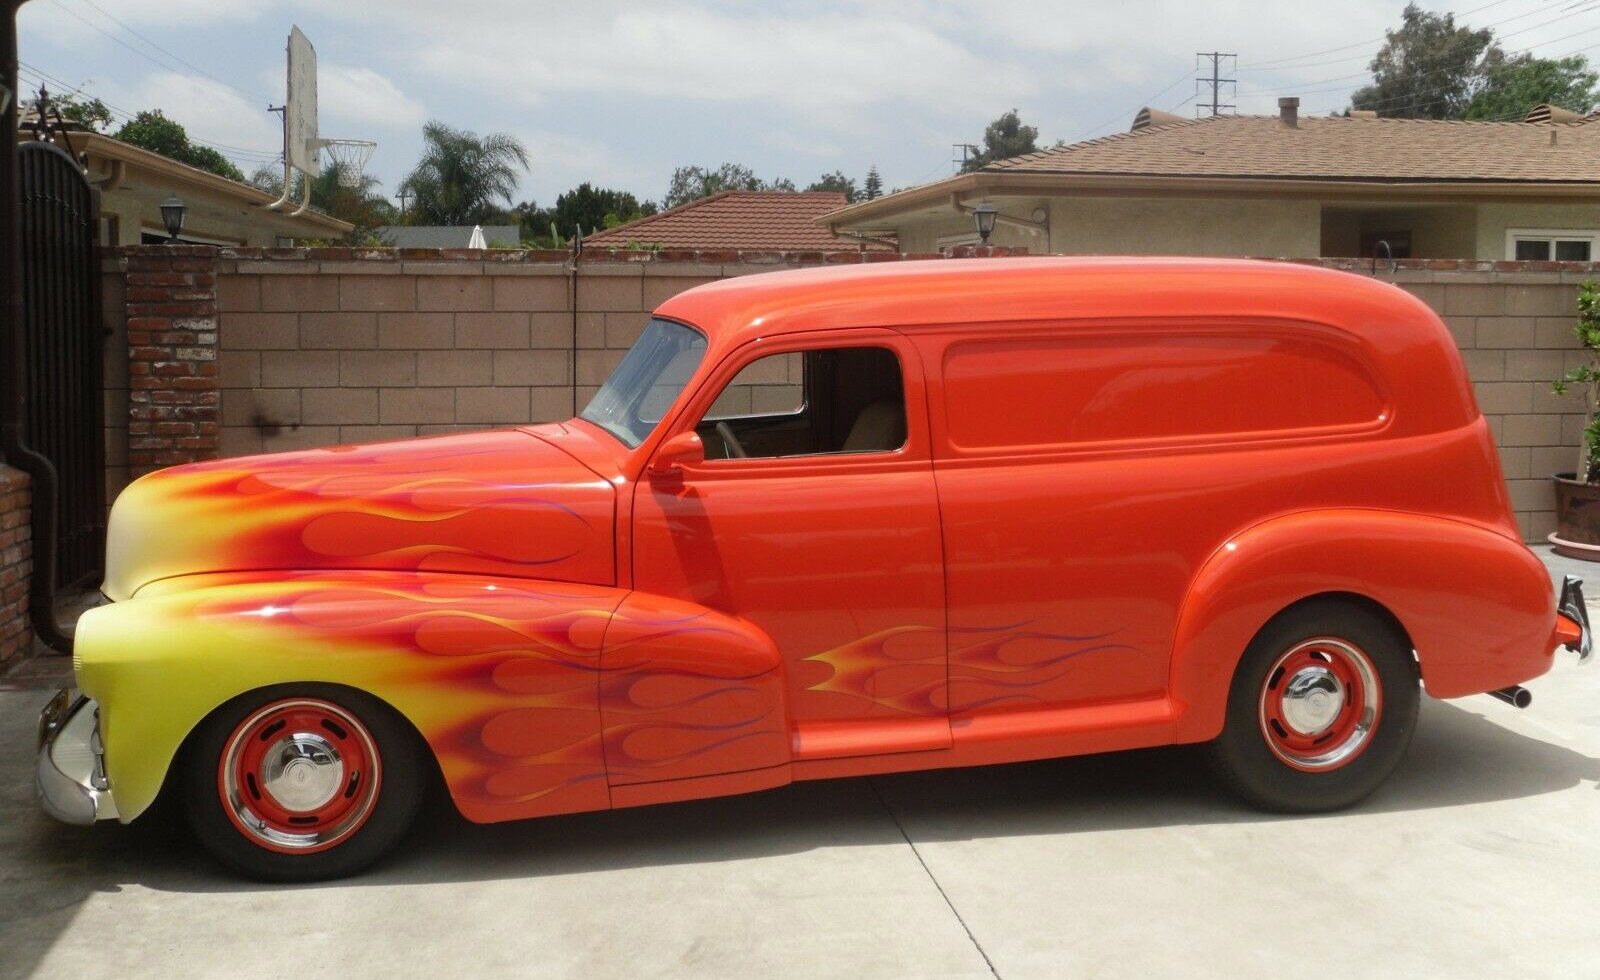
[398,121,529,226]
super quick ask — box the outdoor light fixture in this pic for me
[973,200,999,244]
[159,194,186,244]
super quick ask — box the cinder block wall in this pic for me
[99,249,1599,542]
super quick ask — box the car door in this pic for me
[622,329,950,781]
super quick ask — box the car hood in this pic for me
[103,429,616,600]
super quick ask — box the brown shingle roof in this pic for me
[585,191,894,250]
[985,112,1600,183]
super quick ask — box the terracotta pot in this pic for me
[1549,472,1600,560]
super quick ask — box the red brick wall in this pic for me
[125,247,220,478]
[0,466,32,666]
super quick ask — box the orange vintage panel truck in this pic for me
[38,258,1590,879]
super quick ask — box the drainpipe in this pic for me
[828,224,899,251]
[1,0,72,652]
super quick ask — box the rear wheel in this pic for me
[182,685,424,881]
[1205,601,1419,812]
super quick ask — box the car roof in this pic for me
[652,256,1440,354]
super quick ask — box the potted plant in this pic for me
[1550,280,1600,559]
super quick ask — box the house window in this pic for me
[1506,229,1596,262]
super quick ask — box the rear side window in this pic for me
[941,331,1385,452]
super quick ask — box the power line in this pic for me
[1237,0,1516,68]
[1298,37,1600,114]
[1237,0,1548,72]
[1231,18,1600,113]
[46,0,271,105]
[17,61,282,161]
[69,0,272,102]
[1061,69,1194,146]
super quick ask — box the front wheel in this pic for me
[181,685,424,881]
[1205,601,1419,812]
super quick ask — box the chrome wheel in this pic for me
[218,699,382,854]
[1257,637,1381,772]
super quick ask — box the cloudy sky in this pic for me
[15,0,1598,208]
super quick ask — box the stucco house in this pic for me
[819,99,1600,260]
[17,126,352,246]
[587,191,894,251]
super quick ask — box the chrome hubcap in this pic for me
[1258,638,1383,771]
[260,734,344,812]
[1279,666,1345,735]
[219,699,382,852]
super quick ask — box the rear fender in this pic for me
[1169,509,1554,742]
[73,572,629,822]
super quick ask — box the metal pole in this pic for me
[1,1,74,652]
[1,2,26,464]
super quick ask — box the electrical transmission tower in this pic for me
[1195,52,1236,117]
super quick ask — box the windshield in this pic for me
[579,318,709,447]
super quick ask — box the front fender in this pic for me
[1169,509,1555,742]
[74,571,629,822]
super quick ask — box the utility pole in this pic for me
[951,142,980,172]
[1195,52,1236,117]
[395,187,410,218]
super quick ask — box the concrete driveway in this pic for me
[3,554,1598,979]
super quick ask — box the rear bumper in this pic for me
[1554,575,1592,665]
[36,690,119,825]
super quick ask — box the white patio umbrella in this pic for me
[467,224,487,249]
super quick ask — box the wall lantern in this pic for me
[972,200,999,244]
[160,194,186,244]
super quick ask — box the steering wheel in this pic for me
[716,421,749,459]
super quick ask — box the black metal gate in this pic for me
[17,139,104,588]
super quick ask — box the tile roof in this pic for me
[984,112,1600,183]
[585,191,894,250]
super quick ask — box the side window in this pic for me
[697,346,907,460]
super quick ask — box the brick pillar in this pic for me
[0,465,32,666]
[125,246,221,477]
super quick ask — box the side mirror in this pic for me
[650,431,704,477]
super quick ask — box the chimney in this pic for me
[1278,97,1299,128]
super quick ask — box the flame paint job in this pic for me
[102,430,615,601]
[73,259,1580,828]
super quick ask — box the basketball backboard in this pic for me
[285,26,318,176]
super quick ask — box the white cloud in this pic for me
[317,64,428,132]
[510,128,653,204]
[319,2,1039,119]
[128,71,283,157]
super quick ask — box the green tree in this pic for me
[1349,3,1499,119]
[806,170,859,202]
[398,121,529,226]
[251,163,397,242]
[510,185,658,246]
[959,109,1040,172]
[1464,54,1599,120]
[38,92,113,132]
[113,110,244,181]
[864,165,883,201]
[662,163,795,209]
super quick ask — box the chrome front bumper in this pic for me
[36,690,119,825]
[1559,575,1593,665]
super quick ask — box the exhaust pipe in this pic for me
[1489,686,1532,709]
